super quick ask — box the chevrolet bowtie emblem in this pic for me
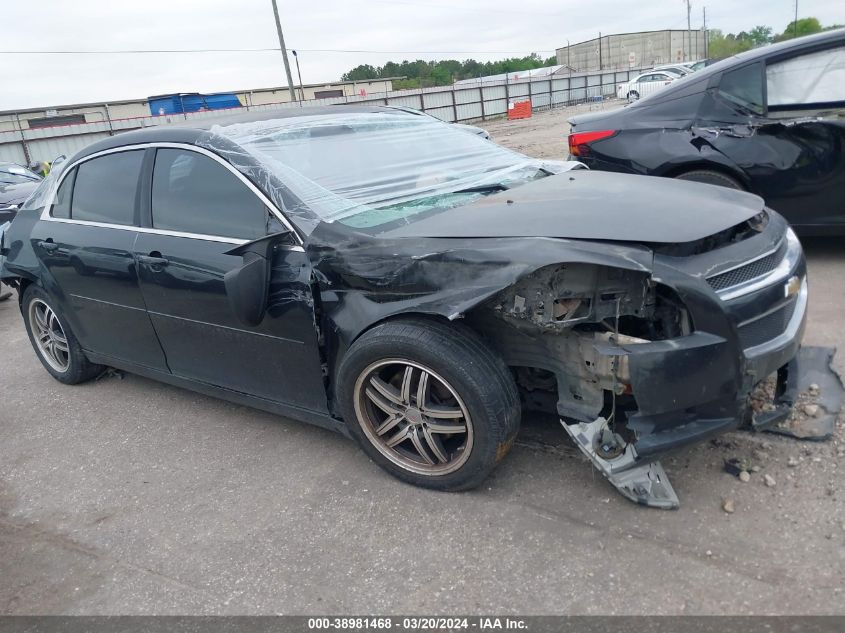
[784,275,801,298]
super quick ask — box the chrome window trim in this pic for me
[38,142,303,246]
[42,218,248,245]
[717,228,801,301]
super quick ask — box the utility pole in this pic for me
[703,6,708,58]
[292,50,305,101]
[794,0,799,38]
[685,0,692,61]
[270,0,298,102]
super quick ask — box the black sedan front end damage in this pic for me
[465,210,807,508]
[4,106,820,508]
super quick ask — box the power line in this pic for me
[370,0,567,16]
[0,47,558,55]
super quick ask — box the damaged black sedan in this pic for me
[568,29,845,235]
[0,106,808,508]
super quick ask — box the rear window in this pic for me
[51,169,75,219]
[72,151,144,225]
[718,62,764,114]
[766,46,845,108]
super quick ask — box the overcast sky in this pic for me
[2,0,844,111]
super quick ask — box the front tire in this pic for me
[22,285,102,384]
[337,318,520,491]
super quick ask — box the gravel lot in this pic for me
[1,104,843,615]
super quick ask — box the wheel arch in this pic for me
[325,310,502,418]
[658,161,751,190]
[2,273,38,307]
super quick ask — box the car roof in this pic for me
[682,28,845,83]
[634,70,677,78]
[630,28,845,106]
[69,104,404,163]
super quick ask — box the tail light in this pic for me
[568,129,617,157]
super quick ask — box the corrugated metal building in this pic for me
[556,30,708,72]
[0,78,398,164]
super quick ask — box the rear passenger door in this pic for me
[31,149,169,370]
[758,44,845,230]
[700,45,845,230]
[133,146,328,413]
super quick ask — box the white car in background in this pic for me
[652,63,694,76]
[617,70,682,101]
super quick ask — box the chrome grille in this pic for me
[707,239,787,292]
[738,299,797,350]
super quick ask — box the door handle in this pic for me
[37,240,59,253]
[137,253,169,267]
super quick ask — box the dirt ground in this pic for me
[481,100,626,158]
[1,102,844,615]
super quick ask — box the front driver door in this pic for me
[134,146,328,413]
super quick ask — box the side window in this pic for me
[766,46,845,109]
[718,62,764,114]
[72,150,144,225]
[51,168,75,219]
[151,149,268,240]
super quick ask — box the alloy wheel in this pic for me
[353,359,474,475]
[28,299,70,373]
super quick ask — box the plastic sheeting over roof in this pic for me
[203,112,582,231]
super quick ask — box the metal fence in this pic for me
[0,66,649,165]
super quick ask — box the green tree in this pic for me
[747,25,773,46]
[709,28,759,58]
[775,17,823,41]
[341,64,379,81]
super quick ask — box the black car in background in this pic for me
[0,162,42,224]
[1,106,808,508]
[568,29,845,235]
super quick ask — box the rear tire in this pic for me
[674,169,744,190]
[627,90,640,101]
[337,318,520,491]
[21,285,102,385]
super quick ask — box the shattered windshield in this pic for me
[209,112,569,228]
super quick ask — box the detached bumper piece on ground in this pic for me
[751,346,844,441]
[563,417,681,509]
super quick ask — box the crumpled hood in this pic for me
[379,171,765,244]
